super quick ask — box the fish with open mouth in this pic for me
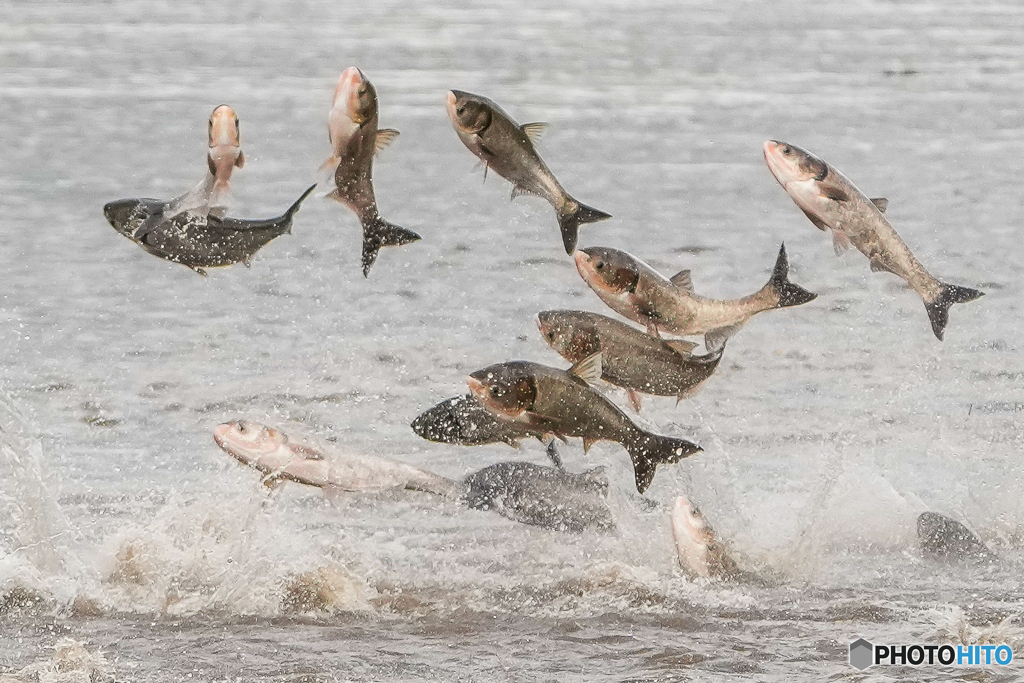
[574,244,816,349]
[103,184,316,275]
[446,89,611,254]
[467,356,701,493]
[320,67,421,276]
[763,140,983,340]
[670,496,747,581]
[536,310,723,412]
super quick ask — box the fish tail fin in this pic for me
[766,243,817,308]
[360,215,421,277]
[557,199,612,254]
[278,184,318,234]
[924,283,984,341]
[624,431,702,494]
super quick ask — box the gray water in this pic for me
[1,0,1023,680]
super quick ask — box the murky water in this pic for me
[1,0,1023,680]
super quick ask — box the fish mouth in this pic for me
[572,249,592,275]
[466,376,487,402]
[445,90,460,122]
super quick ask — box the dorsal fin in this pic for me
[374,129,400,155]
[520,122,548,144]
[670,269,694,292]
[870,197,888,213]
[568,351,603,385]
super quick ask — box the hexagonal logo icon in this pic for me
[849,638,874,670]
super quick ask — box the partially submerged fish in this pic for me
[467,357,701,493]
[410,393,564,467]
[320,67,420,276]
[917,512,999,563]
[446,90,610,254]
[213,419,464,497]
[537,310,722,412]
[670,496,743,581]
[103,184,316,275]
[465,461,615,533]
[215,420,614,532]
[763,140,983,340]
[574,244,816,349]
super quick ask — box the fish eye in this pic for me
[781,145,792,155]
[456,105,465,115]
[237,422,247,434]
[596,261,605,270]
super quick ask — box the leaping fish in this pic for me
[467,357,701,493]
[574,244,816,349]
[763,140,983,340]
[320,67,420,276]
[446,90,611,254]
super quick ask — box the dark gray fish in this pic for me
[917,512,999,563]
[410,394,563,468]
[446,90,610,254]
[537,310,723,411]
[321,67,420,277]
[467,358,701,493]
[103,184,316,275]
[465,461,614,533]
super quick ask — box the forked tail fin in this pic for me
[625,431,701,494]
[925,283,984,340]
[767,243,817,308]
[361,216,421,277]
[557,200,612,254]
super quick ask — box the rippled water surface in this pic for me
[1,1,1023,681]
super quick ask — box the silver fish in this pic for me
[763,140,983,340]
[574,244,816,349]
[446,90,610,253]
[670,496,745,581]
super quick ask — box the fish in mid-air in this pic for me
[574,244,816,349]
[320,67,420,276]
[763,140,983,340]
[214,419,464,496]
[215,420,614,532]
[446,90,611,254]
[467,356,701,493]
[103,184,316,275]
[410,394,564,467]
[536,310,723,412]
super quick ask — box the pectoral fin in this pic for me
[800,206,831,232]
[820,186,851,202]
[374,129,400,154]
[832,229,853,255]
[583,437,600,454]
[568,352,603,385]
[235,151,245,168]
